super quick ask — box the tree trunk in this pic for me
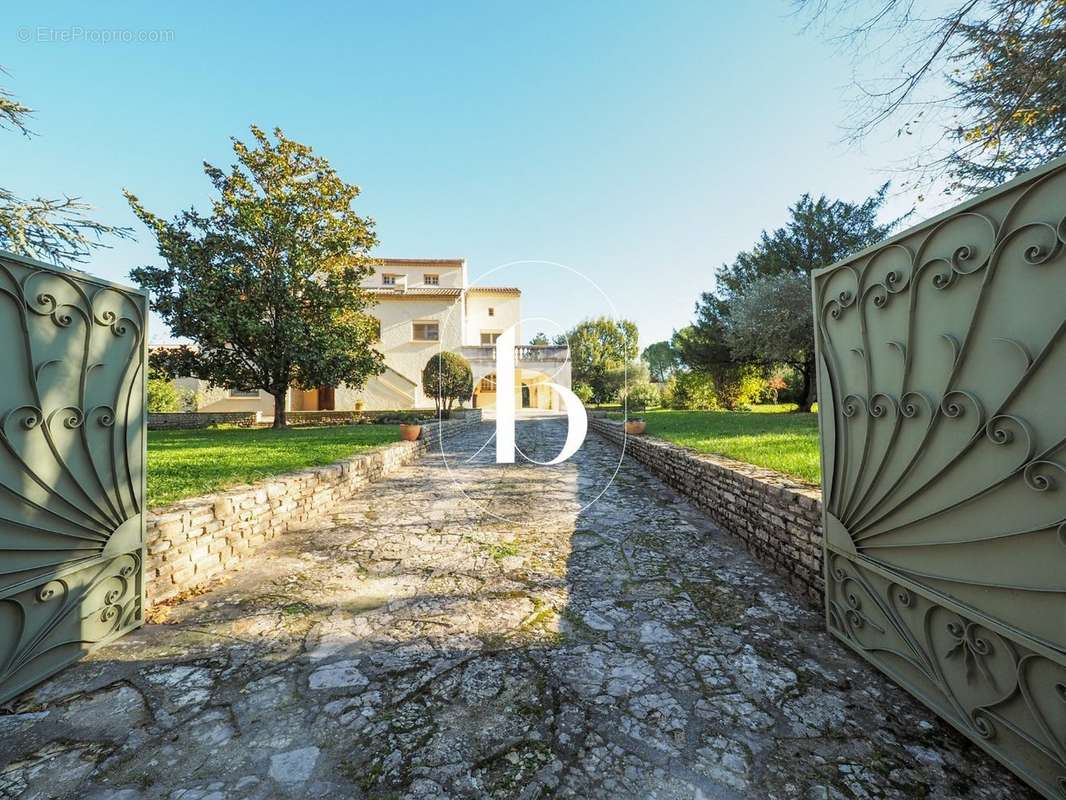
[272,390,287,429]
[796,360,815,413]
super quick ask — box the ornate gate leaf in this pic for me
[813,156,1066,798]
[0,251,146,704]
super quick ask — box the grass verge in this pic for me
[147,424,400,507]
[607,407,820,484]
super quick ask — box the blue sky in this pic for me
[4,1,925,347]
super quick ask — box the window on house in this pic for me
[424,273,439,286]
[479,374,496,392]
[382,273,397,286]
[480,332,500,345]
[488,307,495,317]
[229,389,259,398]
[413,322,439,341]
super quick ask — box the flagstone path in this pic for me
[0,419,1035,799]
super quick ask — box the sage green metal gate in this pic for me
[813,156,1066,798]
[0,251,146,704]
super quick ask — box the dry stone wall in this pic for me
[148,411,259,430]
[589,416,824,607]
[144,411,482,604]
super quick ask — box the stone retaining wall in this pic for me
[285,410,366,426]
[148,411,259,430]
[144,410,482,605]
[589,417,824,607]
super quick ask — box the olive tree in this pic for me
[725,274,816,411]
[680,187,904,412]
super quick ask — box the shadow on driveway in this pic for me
[0,419,1037,799]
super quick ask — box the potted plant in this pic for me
[399,414,424,441]
[621,381,657,435]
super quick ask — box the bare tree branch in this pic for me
[0,67,33,136]
[796,0,1066,194]
[0,69,132,263]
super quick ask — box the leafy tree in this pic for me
[555,317,639,402]
[761,368,791,404]
[680,187,902,412]
[620,381,660,412]
[725,274,815,408]
[672,321,731,377]
[529,331,550,345]
[422,352,473,416]
[711,364,765,411]
[715,186,904,295]
[147,377,180,413]
[774,365,807,405]
[147,357,180,413]
[127,126,383,428]
[671,321,758,408]
[572,382,594,404]
[641,340,679,383]
[0,70,130,263]
[799,0,1066,194]
[602,360,649,404]
[667,370,718,410]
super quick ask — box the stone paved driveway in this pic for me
[0,419,1035,799]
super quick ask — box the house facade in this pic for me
[165,258,571,417]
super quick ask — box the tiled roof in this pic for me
[467,287,521,295]
[367,286,520,297]
[376,257,465,267]
[368,287,463,297]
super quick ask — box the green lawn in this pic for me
[609,406,821,484]
[147,424,400,508]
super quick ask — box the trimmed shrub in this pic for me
[572,382,595,404]
[422,353,473,416]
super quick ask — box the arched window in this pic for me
[478,374,496,392]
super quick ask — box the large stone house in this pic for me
[162,258,571,416]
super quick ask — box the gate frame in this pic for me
[811,154,1066,799]
[0,249,147,704]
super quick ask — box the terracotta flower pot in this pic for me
[399,423,422,441]
[625,419,646,435]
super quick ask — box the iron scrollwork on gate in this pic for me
[0,251,146,704]
[813,156,1066,798]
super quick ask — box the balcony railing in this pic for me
[461,345,568,363]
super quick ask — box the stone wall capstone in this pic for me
[144,411,482,605]
[589,417,824,607]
